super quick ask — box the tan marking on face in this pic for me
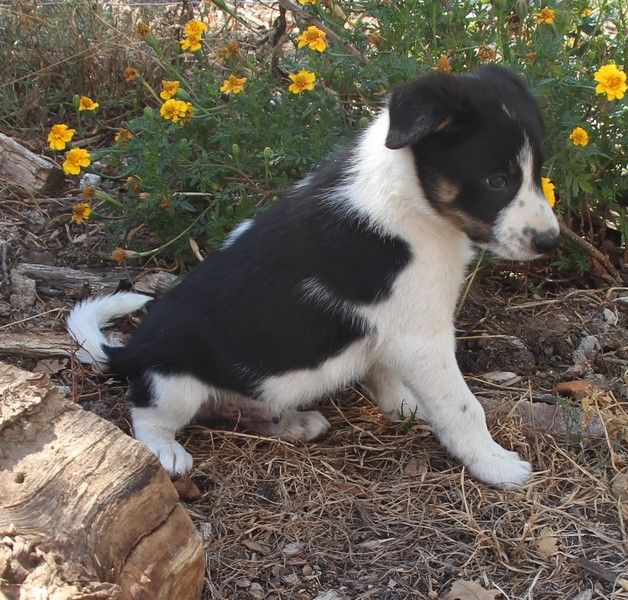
[440,208,493,243]
[434,178,460,204]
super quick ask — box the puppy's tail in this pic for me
[67,292,152,370]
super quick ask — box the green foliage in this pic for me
[1,0,626,263]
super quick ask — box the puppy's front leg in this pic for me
[387,335,531,489]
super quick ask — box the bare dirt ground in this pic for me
[0,189,627,600]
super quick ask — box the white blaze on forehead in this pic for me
[491,137,559,260]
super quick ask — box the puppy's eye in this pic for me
[486,175,508,190]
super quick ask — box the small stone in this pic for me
[603,308,618,326]
[9,270,36,309]
[482,371,521,385]
[573,335,601,367]
[611,471,628,502]
[302,564,314,576]
[80,173,101,190]
[0,301,11,316]
[235,577,251,588]
[271,564,287,578]
[250,582,264,599]
[282,573,299,586]
[282,541,305,557]
[314,592,342,600]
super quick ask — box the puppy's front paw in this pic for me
[467,443,532,490]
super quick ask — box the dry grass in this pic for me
[179,387,627,599]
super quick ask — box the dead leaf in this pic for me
[441,579,501,599]
[242,538,271,556]
[172,474,202,501]
[33,358,68,375]
[536,527,560,558]
[554,380,595,399]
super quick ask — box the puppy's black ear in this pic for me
[385,72,468,149]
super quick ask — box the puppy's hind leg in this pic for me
[130,372,209,476]
[249,409,331,442]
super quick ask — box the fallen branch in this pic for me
[559,221,622,285]
[0,331,126,359]
[0,133,64,196]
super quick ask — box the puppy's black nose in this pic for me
[533,231,560,254]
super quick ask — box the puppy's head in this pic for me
[386,66,560,260]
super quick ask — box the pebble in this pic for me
[282,541,304,557]
[313,592,343,600]
[282,573,300,586]
[482,371,521,385]
[603,308,618,326]
[249,582,264,599]
[572,335,601,367]
[9,270,36,309]
[79,173,101,190]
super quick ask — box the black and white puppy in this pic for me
[68,66,559,490]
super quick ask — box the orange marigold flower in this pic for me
[63,148,91,175]
[367,32,384,46]
[478,46,496,61]
[124,67,138,82]
[180,34,203,52]
[114,128,133,143]
[288,69,316,94]
[78,96,99,111]
[581,8,592,17]
[82,186,95,199]
[47,123,76,151]
[434,54,452,72]
[137,21,150,37]
[160,80,180,100]
[220,74,247,94]
[160,99,194,124]
[217,40,241,61]
[569,127,589,146]
[71,202,92,225]
[541,177,556,207]
[593,64,627,101]
[111,247,128,264]
[297,25,327,52]
[536,7,556,25]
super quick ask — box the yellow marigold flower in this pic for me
[581,8,592,17]
[78,96,99,111]
[288,69,316,94]
[593,64,627,101]
[160,80,180,100]
[180,34,203,52]
[124,67,138,82]
[220,74,247,94]
[114,128,133,143]
[478,46,496,61]
[298,0,318,4]
[297,26,327,52]
[184,20,208,38]
[541,177,556,207]
[63,148,91,176]
[71,202,92,225]
[434,54,452,72]
[47,123,76,151]
[160,99,194,124]
[569,127,589,146]
[536,7,556,24]
[137,21,150,37]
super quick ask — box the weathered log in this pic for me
[0,331,75,358]
[0,362,205,599]
[14,263,177,298]
[0,133,65,196]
